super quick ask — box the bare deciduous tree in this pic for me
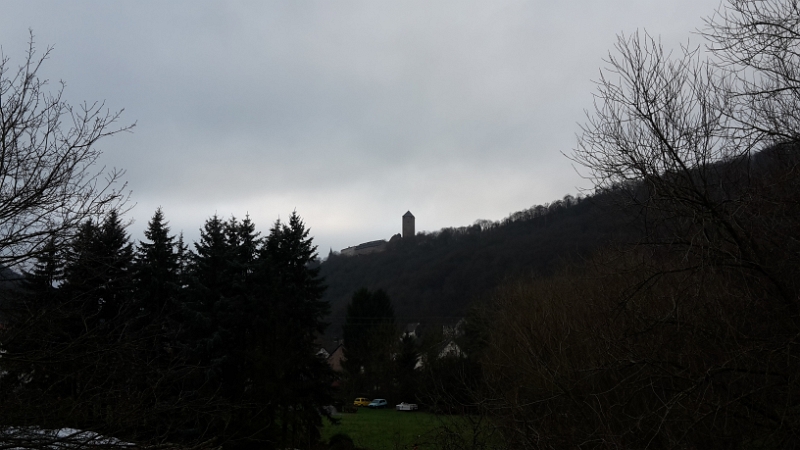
[572,2,800,305]
[0,33,130,269]
[704,0,800,143]
[473,0,800,447]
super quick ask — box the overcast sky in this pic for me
[0,1,722,255]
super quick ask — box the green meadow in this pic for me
[321,407,502,450]
[322,408,437,449]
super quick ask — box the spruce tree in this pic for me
[22,236,63,296]
[176,212,334,448]
[97,210,135,325]
[131,208,185,436]
[183,214,229,377]
[188,214,228,306]
[1,237,66,408]
[259,211,332,447]
[15,236,64,317]
[6,210,139,437]
[134,207,180,322]
[216,215,261,388]
[63,211,134,328]
[263,212,328,335]
[223,215,260,318]
[175,232,190,282]
[179,215,269,444]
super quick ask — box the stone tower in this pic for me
[402,211,415,239]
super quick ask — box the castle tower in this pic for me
[402,211,415,239]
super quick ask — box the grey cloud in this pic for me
[0,0,721,253]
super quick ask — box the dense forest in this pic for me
[0,37,334,450]
[325,1,800,447]
[0,209,335,450]
[321,190,636,336]
[417,0,800,446]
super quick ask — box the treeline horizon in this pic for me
[0,207,335,450]
[319,185,639,337]
[323,0,800,446]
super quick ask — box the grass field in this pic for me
[321,407,502,450]
[321,407,444,450]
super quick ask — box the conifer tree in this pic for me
[174,212,334,448]
[16,235,64,316]
[63,210,134,327]
[224,215,260,305]
[263,212,328,335]
[188,214,228,309]
[179,215,271,446]
[22,236,63,295]
[216,215,261,387]
[135,207,180,321]
[396,334,420,402]
[2,210,144,442]
[175,232,191,283]
[96,210,135,325]
[130,208,187,440]
[1,237,65,399]
[259,211,332,447]
[182,214,229,383]
[342,288,396,397]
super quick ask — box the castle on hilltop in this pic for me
[340,211,414,256]
[403,210,415,238]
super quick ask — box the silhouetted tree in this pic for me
[171,212,334,449]
[61,211,134,329]
[134,207,180,323]
[395,334,419,402]
[0,33,130,270]
[259,211,333,448]
[472,0,800,447]
[342,288,396,398]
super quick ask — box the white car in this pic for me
[368,398,388,408]
[396,402,418,411]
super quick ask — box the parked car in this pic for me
[396,402,419,411]
[368,398,388,409]
[353,397,371,407]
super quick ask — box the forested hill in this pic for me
[319,191,637,337]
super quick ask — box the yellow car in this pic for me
[353,397,371,407]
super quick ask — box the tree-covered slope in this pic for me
[319,192,637,336]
